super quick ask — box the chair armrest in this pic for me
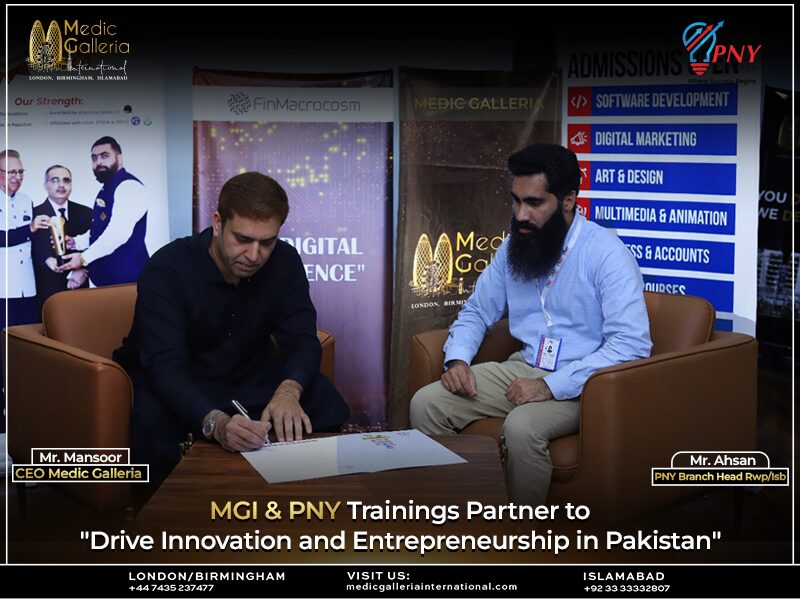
[5,324,134,511]
[551,332,757,523]
[5,324,133,460]
[317,328,335,383]
[408,328,449,397]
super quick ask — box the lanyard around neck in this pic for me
[535,216,583,328]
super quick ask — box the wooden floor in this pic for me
[4,350,793,564]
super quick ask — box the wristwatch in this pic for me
[202,410,226,440]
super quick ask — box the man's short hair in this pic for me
[508,144,581,204]
[217,172,289,225]
[0,149,21,161]
[91,136,122,154]
[45,164,72,180]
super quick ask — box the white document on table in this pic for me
[242,437,339,483]
[241,429,466,484]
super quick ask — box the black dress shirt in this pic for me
[114,227,321,436]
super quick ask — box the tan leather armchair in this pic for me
[407,292,757,524]
[5,284,336,511]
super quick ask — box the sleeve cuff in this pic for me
[542,370,576,401]
[443,347,474,370]
[282,367,314,392]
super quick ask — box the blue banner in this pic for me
[591,84,738,116]
[715,319,733,332]
[589,199,735,234]
[587,124,736,155]
[588,161,736,195]
[621,236,735,274]
[642,275,734,312]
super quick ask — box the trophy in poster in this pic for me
[49,215,67,265]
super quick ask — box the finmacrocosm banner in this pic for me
[193,68,393,429]
[390,68,561,427]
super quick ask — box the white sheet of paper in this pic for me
[241,429,466,484]
[242,436,338,483]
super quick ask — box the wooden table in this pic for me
[135,434,509,563]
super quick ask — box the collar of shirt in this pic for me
[47,197,68,219]
[535,211,586,289]
[195,227,267,287]
[197,227,228,284]
[3,191,33,213]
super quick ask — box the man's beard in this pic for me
[507,209,570,281]
[93,163,119,183]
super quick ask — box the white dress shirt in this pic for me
[444,213,652,399]
[1,190,37,298]
[78,179,147,265]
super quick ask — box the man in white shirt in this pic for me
[410,144,651,505]
[2,150,51,425]
[1,150,50,325]
[58,136,149,286]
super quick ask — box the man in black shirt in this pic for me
[115,172,349,497]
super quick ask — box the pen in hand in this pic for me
[231,399,271,446]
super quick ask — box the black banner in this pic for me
[0,565,798,597]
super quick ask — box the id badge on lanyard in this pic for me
[533,217,582,371]
[535,335,561,371]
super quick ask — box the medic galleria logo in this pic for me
[409,230,507,299]
[27,19,130,76]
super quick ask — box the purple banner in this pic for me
[193,69,393,430]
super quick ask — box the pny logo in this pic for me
[682,21,762,76]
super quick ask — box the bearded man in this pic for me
[410,143,652,505]
[57,136,149,286]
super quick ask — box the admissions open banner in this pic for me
[560,42,761,335]
[390,68,560,428]
[4,76,171,314]
[193,69,393,430]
